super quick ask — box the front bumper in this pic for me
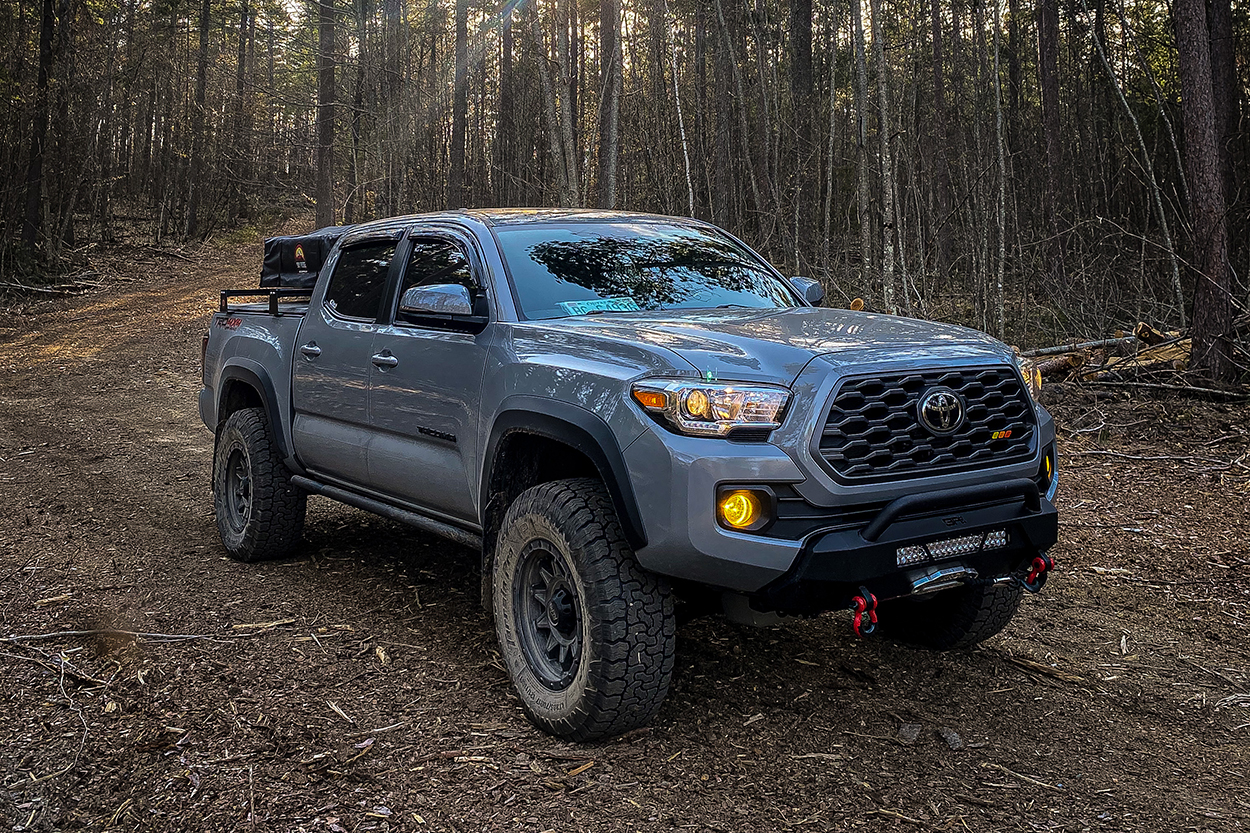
[753,479,1058,614]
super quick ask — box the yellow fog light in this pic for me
[717,488,772,532]
[1044,452,1053,480]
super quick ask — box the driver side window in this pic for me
[400,239,479,300]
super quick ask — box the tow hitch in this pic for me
[1019,552,1055,594]
[850,586,878,637]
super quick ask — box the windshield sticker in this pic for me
[558,297,641,316]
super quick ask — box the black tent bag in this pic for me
[259,225,354,288]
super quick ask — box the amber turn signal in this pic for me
[632,389,668,410]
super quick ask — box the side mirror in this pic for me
[399,283,474,316]
[397,284,488,332]
[788,276,825,307]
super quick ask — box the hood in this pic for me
[523,308,1014,385]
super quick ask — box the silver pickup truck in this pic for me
[200,209,1059,741]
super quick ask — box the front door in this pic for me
[367,236,491,523]
[291,237,399,485]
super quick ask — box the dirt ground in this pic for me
[0,235,1247,833]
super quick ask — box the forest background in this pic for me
[0,0,1246,378]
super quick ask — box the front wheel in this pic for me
[878,578,1023,650]
[492,479,676,741]
[212,407,306,562]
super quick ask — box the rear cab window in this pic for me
[323,241,399,321]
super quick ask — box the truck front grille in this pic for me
[818,366,1036,481]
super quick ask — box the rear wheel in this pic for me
[212,407,306,562]
[878,578,1023,650]
[492,478,676,741]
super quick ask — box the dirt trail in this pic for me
[1,241,1247,832]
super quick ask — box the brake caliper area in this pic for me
[850,586,878,637]
[1019,552,1055,594]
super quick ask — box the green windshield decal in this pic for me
[558,297,642,316]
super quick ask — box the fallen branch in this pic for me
[1,629,230,644]
[1,650,109,686]
[1080,380,1249,400]
[0,281,85,296]
[865,809,934,828]
[1000,654,1085,684]
[981,762,1065,792]
[1021,336,1136,358]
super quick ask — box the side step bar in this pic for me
[290,475,483,551]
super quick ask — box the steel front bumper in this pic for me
[754,479,1058,614]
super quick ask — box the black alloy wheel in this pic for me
[514,540,583,690]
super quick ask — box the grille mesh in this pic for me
[818,367,1035,480]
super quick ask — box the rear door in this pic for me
[366,233,492,523]
[291,235,400,485]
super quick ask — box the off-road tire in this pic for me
[879,579,1023,650]
[492,478,676,741]
[212,407,306,562]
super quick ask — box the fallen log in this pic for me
[1021,336,1136,358]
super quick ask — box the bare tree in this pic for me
[315,0,337,227]
[448,0,468,208]
[596,0,621,208]
[185,0,212,238]
[1174,0,1236,381]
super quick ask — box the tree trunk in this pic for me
[531,7,574,206]
[851,0,871,290]
[498,9,515,206]
[929,0,952,273]
[315,0,337,227]
[1036,0,1065,291]
[345,0,366,222]
[596,0,621,208]
[1207,0,1237,210]
[185,0,211,239]
[232,0,251,221]
[993,0,1006,338]
[448,0,467,208]
[712,0,733,225]
[666,0,694,216]
[868,0,896,313]
[22,0,55,252]
[789,0,813,152]
[1173,0,1234,381]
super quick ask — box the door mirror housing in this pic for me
[397,284,488,331]
[788,276,825,307]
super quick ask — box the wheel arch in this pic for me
[216,360,291,461]
[479,398,647,610]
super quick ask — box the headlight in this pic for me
[1015,353,1042,399]
[631,378,790,437]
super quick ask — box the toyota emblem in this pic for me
[918,387,965,434]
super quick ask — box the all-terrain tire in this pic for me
[878,579,1023,650]
[212,407,306,562]
[492,478,676,741]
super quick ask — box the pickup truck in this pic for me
[200,209,1059,741]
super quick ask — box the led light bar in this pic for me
[896,529,1009,567]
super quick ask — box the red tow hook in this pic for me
[1020,552,1055,594]
[850,586,878,637]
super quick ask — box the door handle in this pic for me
[300,343,322,358]
[371,352,399,369]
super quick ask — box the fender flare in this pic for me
[216,359,292,462]
[481,397,647,550]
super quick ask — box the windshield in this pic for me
[494,221,798,319]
